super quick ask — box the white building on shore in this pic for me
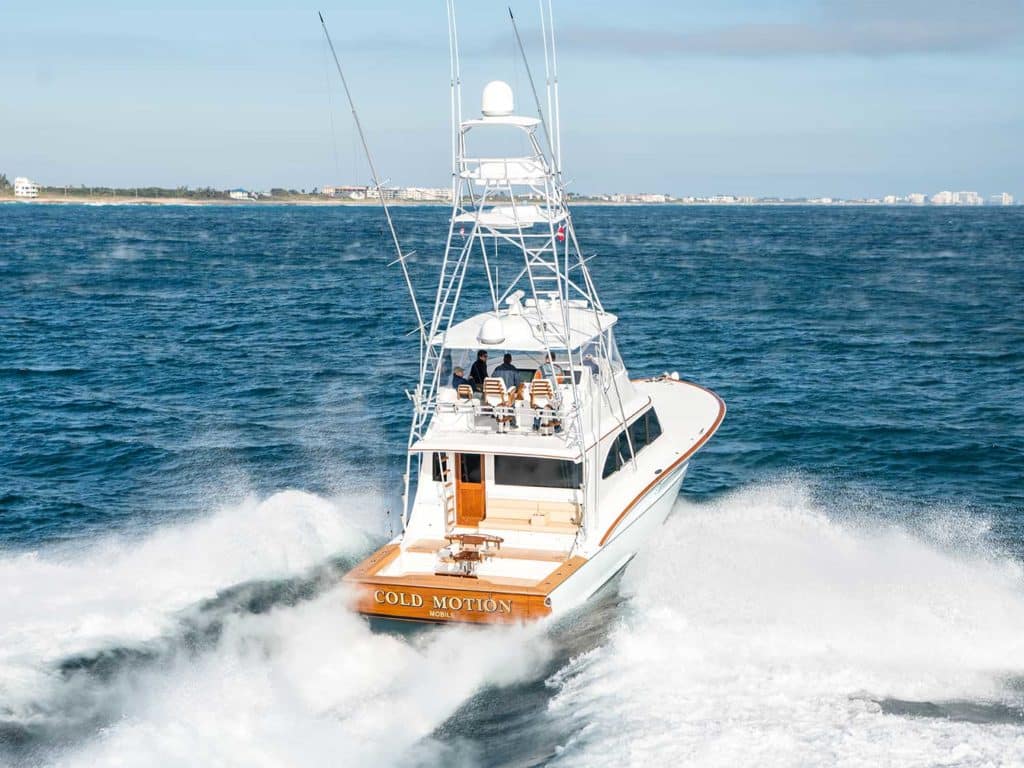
[400,186,452,202]
[14,177,41,198]
[990,192,1015,206]
[321,185,368,200]
[956,190,983,206]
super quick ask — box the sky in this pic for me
[1,0,1022,198]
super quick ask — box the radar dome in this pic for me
[478,316,505,345]
[481,80,514,117]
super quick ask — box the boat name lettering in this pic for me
[432,595,513,614]
[372,590,423,608]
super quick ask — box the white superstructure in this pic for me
[343,5,724,624]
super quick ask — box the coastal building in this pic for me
[400,187,452,202]
[930,190,954,205]
[365,186,400,201]
[990,192,1014,206]
[606,192,671,204]
[907,193,926,205]
[956,191,983,206]
[229,189,252,201]
[321,185,368,199]
[13,177,40,198]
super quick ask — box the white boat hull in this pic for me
[547,463,688,616]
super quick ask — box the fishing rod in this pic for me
[507,7,558,173]
[318,11,425,341]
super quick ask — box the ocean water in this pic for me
[1,203,1022,766]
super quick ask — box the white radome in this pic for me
[477,316,505,344]
[481,80,514,117]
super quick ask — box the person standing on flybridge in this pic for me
[492,353,519,390]
[470,349,489,391]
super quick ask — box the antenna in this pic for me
[318,12,425,341]
[445,1,465,178]
[546,0,563,174]
[538,0,554,158]
[446,1,458,177]
[507,8,557,168]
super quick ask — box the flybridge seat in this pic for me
[453,204,567,230]
[435,377,573,434]
[460,157,547,185]
[478,499,581,534]
[529,378,558,435]
[482,377,514,432]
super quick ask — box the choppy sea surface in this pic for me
[1,203,1023,767]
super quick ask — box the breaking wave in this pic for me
[0,490,551,767]
[545,482,1024,767]
[4,482,1024,767]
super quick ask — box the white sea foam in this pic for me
[0,489,551,767]
[0,490,368,720]
[547,482,1024,767]
[52,596,550,767]
[6,481,1024,766]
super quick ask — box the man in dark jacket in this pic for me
[469,349,489,390]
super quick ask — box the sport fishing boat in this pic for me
[335,5,724,624]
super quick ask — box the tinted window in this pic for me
[431,452,448,482]
[603,409,662,479]
[629,418,647,452]
[494,456,582,489]
[602,431,630,478]
[647,409,662,442]
[459,453,482,483]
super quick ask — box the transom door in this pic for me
[455,453,486,526]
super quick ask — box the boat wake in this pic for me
[544,481,1024,767]
[3,481,1023,767]
[0,490,551,767]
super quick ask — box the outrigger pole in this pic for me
[318,11,425,343]
[508,8,558,169]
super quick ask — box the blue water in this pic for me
[2,204,1023,766]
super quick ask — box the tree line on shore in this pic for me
[0,173,318,199]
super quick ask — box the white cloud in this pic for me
[557,0,1024,57]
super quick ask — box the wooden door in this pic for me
[455,453,486,526]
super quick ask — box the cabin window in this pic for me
[602,432,631,478]
[494,455,582,489]
[629,408,663,452]
[431,452,448,482]
[459,453,483,483]
[603,408,662,479]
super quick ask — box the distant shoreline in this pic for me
[0,195,442,207]
[1,196,1017,209]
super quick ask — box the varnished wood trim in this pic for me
[598,378,726,546]
[405,539,570,562]
[343,547,587,624]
